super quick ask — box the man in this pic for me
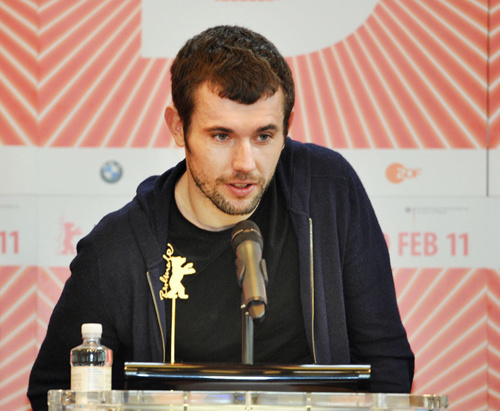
[28,25,414,409]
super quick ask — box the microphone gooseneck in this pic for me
[231,220,268,323]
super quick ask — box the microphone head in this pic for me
[231,220,263,251]
[247,301,266,323]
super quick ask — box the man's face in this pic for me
[181,83,287,218]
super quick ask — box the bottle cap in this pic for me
[81,323,102,338]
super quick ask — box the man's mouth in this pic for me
[227,182,256,197]
[232,183,252,188]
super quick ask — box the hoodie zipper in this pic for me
[146,271,166,362]
[309,218,317,364]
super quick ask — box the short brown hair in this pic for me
[170,25,295,137]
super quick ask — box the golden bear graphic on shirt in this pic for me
[159,243,196,300]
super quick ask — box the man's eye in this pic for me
[257,134,272,142]
[214,133,229,141]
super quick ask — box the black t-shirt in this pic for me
[164,177,312,364]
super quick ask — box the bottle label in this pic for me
[71,366,111,391]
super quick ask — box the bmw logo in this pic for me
[100,160,123,183]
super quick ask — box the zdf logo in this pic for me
[385,163,422,184]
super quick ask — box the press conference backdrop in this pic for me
[0,0,499,410]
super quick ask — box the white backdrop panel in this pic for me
[373,197,499,268]
[142,0,379,57]
[0,196,37,266]
[490,148,500,197]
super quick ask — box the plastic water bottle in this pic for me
[70,323,112,391]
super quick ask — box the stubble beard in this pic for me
[190,169,269,216]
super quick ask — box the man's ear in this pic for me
[284,109,295,147]
[164,105,185,147]
[287,109,295,133]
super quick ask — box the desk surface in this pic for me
[48,390,448,410]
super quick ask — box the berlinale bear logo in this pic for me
[159,243,197,300]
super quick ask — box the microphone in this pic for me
[231,220,268,323]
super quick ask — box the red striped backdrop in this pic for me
[0,1,499,410]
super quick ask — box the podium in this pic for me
[48,363,448,409]
[48,390,448,410]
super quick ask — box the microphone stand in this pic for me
[231,220,267,366]
[242,305,254,365]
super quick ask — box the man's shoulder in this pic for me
[283,139,353,177]
[81,200,140,253]
[90,167,175,238]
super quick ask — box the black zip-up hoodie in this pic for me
[28,139,414,410]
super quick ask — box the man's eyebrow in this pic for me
[256,124,278,132]
[205,126,233,133]
[205,124,279,133]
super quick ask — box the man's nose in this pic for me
[232,140,256,173]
